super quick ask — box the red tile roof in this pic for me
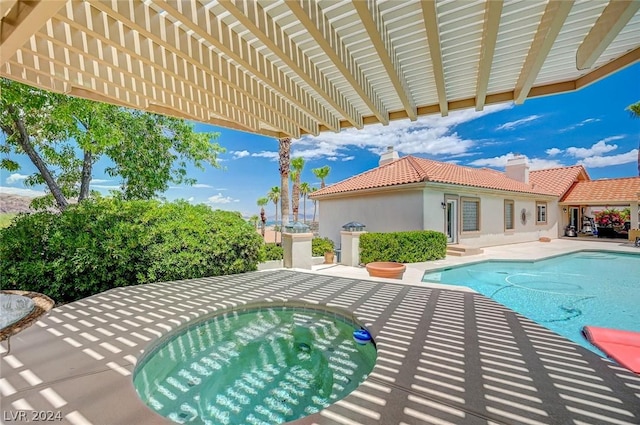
[561,177,640,204]
[310,156,581,198]
[529,165,589,197]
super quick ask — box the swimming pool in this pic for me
[133,303,376,424]
[422,250,640,354]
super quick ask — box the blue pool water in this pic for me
[134,305,376,424]
[423,251,640,354]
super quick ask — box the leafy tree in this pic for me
[268,186,280,242]
[278,138,291,226]
[0,78,224,210]
[299,182,311,224]
[290,157,305,222]
[627,101,640,176]
[257,197,269,237]
[312,165,331,188]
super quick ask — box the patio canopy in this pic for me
[1,1,639,138]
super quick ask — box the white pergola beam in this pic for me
[514,0,575,105]
[420,0,448,116]
[0,0,66,65]
[287,0,391,129]
[353,0,415,121]
[476,0,503,111]
[220,0,372,129]
[576,0,640,70]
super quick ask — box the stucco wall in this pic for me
[317,190,424,246]
[317,186,560,249]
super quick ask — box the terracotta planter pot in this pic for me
[323,251,335,264]
[365,262,406,279]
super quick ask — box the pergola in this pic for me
[1,0,639,140]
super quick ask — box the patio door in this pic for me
[446,199,457,243]
[569,207,579,229]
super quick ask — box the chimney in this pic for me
[505,155,529,184]
[379,146,399,166]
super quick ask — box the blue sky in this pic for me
[2,62,639,219]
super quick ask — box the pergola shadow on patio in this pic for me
[1,270,639,425]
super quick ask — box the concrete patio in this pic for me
[1,242,639,425]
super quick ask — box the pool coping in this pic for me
[1,270,639,425]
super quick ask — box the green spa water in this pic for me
[133,306,377,425]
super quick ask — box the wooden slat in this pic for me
[0,0,66,65]
[513,0,575,104]
[475,0,503,111]
[420,0,448,116]
[353,0,414,121]
[576,0,640,70]
[150,0,338,132]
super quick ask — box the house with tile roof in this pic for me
[309,147,640,249]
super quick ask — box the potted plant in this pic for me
[312,237,335,264]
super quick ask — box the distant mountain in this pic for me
[0,194,34,214]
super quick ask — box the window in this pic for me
[504,200,514,230]
[461,198,480,232]
[536,202,547,224]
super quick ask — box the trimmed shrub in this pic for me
[262,243,283,261]
[359,230,447,264]
[0,199,264,303]
[312,237,334,256]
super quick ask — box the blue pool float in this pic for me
[353,329,371,344]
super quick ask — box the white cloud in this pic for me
[5,173,29,184]
[565,137,622,158]
[231,150,250,159]
[187,197,195,202]
[341,156,355,161]
[545,148,562,156]
[496,115,542,130]
[207,193,239,204]
[297,103,513,159]
[578,149,638,168]
[192,183,213,188]
[0,186,46,197]
[560,118,601,132]
[91,184,121,190]
[250,151,279,160]
[91,179,113,184]
[468,153,564,170]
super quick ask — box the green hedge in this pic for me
[359,230,447,264]
[262,243,283,261]
[312,237,334,256]
[0,199,264,303]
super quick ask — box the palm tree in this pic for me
[310,187,318,223]
[290,157,305,222]
[278,138,291,228]
[627,101,640,176]
[257,197,269,237]
[312,165,331,188]
[249,214,259,229]
[268,186,280,242]
[299,182,311,224]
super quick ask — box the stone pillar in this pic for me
[282,232,313,269]
[340,231,367,267]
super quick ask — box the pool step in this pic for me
[446,245,484,257]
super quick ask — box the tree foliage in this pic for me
[312,165,331,188]
[0,199,264,303]
[0,78,224,209]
